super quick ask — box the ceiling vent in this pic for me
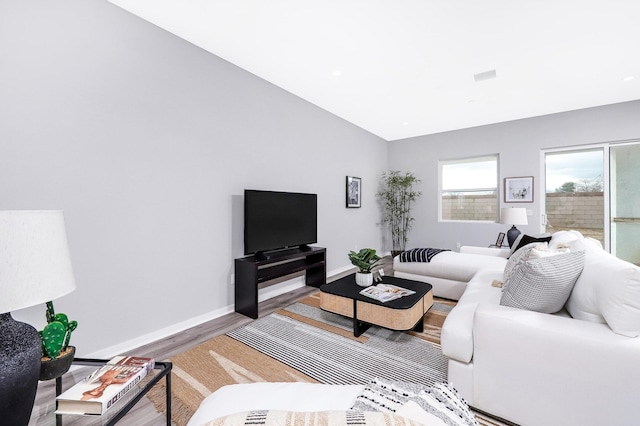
[473,69,497,83]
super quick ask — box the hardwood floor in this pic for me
[30,258,393,425]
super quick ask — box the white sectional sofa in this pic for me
[393,246,509,300]
[434,231,640,426]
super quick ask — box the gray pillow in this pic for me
[500,251,585,313]
[503,242,546,283]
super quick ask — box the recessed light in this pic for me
[473,69,497,83]
[623,76,635,81]
[332,70,342,77]
[402,122,409,126]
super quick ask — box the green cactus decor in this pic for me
[39,301,78,359]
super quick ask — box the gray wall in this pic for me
[1,0,388,356]
[388,100,640,251]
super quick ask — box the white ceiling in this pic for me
[108,0,640,141]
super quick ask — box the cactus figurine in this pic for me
[39,301,78,359]
[40,321,66,359]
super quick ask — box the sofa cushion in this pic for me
[500,251,585,313]
[393,251,507,283]
[566,238,640,337]
[548,230,585,249]
[441,270,504,363]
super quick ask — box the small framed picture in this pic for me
[346,176,361,208]
[495,232,505,247]
[504,176,534,203]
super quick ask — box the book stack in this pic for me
[56,356,155,416]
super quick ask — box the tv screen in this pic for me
[244,190,317,255]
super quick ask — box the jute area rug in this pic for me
[150,292,504,426]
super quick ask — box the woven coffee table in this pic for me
[319,274,433,337]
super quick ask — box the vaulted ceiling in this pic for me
[108,0,640,141]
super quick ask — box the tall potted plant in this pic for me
[377,170,422,257]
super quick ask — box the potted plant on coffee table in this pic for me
[348,248,382,287]
[39,301,78,380]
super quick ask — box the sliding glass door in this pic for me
[610,144,640,265]
[544,149,605,245]
[543,141,640,265]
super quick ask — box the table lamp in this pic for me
[0,211,77,425]
[500,207,528,247]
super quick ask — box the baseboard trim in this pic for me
[85,265,351,359]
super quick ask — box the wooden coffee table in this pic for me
[319,275,433,337]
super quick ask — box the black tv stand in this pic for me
[255,246,312,261]
[234,246,326,318]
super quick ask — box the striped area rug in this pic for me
[227,299,448,386]
[149,293,507,426]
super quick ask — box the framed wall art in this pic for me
[504,176,534,203]
[346,176,361,208]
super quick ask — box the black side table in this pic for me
[54,357,172,426]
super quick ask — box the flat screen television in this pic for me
[244,189,317,256]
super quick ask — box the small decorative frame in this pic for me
[346,176,361,208]
[495,232,506,247]
[504,176,534,203]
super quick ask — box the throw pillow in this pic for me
[351,378,423,413]
[502,242,547,284]
[548,230,584,250]
[400,248,450,263]
[500,251,585,314]
[410,383,478,426]
[527,244,570,259]
[508,233,525,256]
[508,234,552,258]
[351,378,478,426]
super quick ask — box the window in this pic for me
[440,155,498,221]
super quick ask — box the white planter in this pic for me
[355,272,373,287]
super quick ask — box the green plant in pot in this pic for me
[348,248,382,287]
[39,301,78,380]
[377,170,422,257]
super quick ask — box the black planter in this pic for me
[40,346,75,381]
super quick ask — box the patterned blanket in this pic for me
[203,410,421,425]
[399,248,450,263]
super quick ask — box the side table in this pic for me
[54,357,172,426]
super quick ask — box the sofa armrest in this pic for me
[471,304,640,426]
[459,246,509,258]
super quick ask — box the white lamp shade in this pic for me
[500,207,528,226]
[0,211,76,314]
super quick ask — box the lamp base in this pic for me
[507,225,522,248]
[0,312,42,425]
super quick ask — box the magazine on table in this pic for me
[359,283,416,302]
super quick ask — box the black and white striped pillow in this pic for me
[351,378,477,426]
